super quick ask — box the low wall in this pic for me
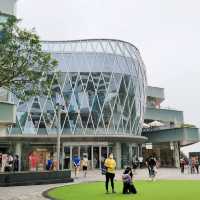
[0,170,73,186]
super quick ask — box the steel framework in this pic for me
[10,39,147,137]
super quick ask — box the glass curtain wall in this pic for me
[10,39,147,137]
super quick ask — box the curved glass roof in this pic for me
[10,39,147,137]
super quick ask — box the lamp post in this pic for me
[56,102,61,170]
[56,92,64,170]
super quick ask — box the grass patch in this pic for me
[48,180,200,200]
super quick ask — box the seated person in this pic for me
[122,166,137,194]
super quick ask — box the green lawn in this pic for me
[48,180,200,200]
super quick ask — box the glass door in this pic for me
[80,146,92,169]
[63,146,70,169]
[93,147,99,169]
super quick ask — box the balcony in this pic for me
[0,101,16,126]
[145,107,184,124]
[147,86,165,100]
[142,127,199,146]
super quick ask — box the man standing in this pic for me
[138,156,143,168]
[73,155,80,177]
[104,153,116,194]
[46,156,53,170]
[180,158,185,174]
[194,157,199,174]
[13,155,19,172]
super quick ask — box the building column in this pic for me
[70,146,73,170]
[15,142,22,172]
[115,142,121,169]
[91,145,94,169]
[61,144,64,170]
[99,146,102,169]
[129,144,133,163]
[173,142,180,168]
[78,146,81,158]
[107,146,109,157]
[138,144,143,157]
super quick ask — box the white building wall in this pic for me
[0,0,17,15]
[0,0,17,100]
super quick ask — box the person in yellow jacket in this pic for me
[104,153,116,193]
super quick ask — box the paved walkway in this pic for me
[1,168,200,200]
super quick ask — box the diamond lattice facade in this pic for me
[10,39,147,137]
[1,39,148,170]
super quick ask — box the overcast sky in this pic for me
[16,0,200,153]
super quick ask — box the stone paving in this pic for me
[0,168,200,200]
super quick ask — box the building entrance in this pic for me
[62,142,109,170]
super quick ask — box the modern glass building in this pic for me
[1,0,199,171]
[1,39,148,170]
[12,40,147,136]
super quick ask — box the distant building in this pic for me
[0,0,17,15]
[142,86,199,167]
[0,0,17,139]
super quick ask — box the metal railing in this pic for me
[142,124,182,132]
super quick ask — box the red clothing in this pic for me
[29,155,37,168]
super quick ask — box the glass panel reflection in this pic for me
[11,40,147,136]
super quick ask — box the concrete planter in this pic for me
[0,170,73,186]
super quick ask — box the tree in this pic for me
[0,15,58,100]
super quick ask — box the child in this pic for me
[122,167,137,194]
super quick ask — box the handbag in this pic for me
[101,166,107,175]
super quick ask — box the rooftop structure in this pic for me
[142,86,199,167]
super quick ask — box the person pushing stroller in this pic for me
[146,156,157,181]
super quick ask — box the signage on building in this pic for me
[145,143,153,149]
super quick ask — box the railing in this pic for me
[142,124,182,132]
[146,105,181,111]
[9,127,143,137]
[0,101,16,125]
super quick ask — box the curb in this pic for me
[42,180,104,200]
